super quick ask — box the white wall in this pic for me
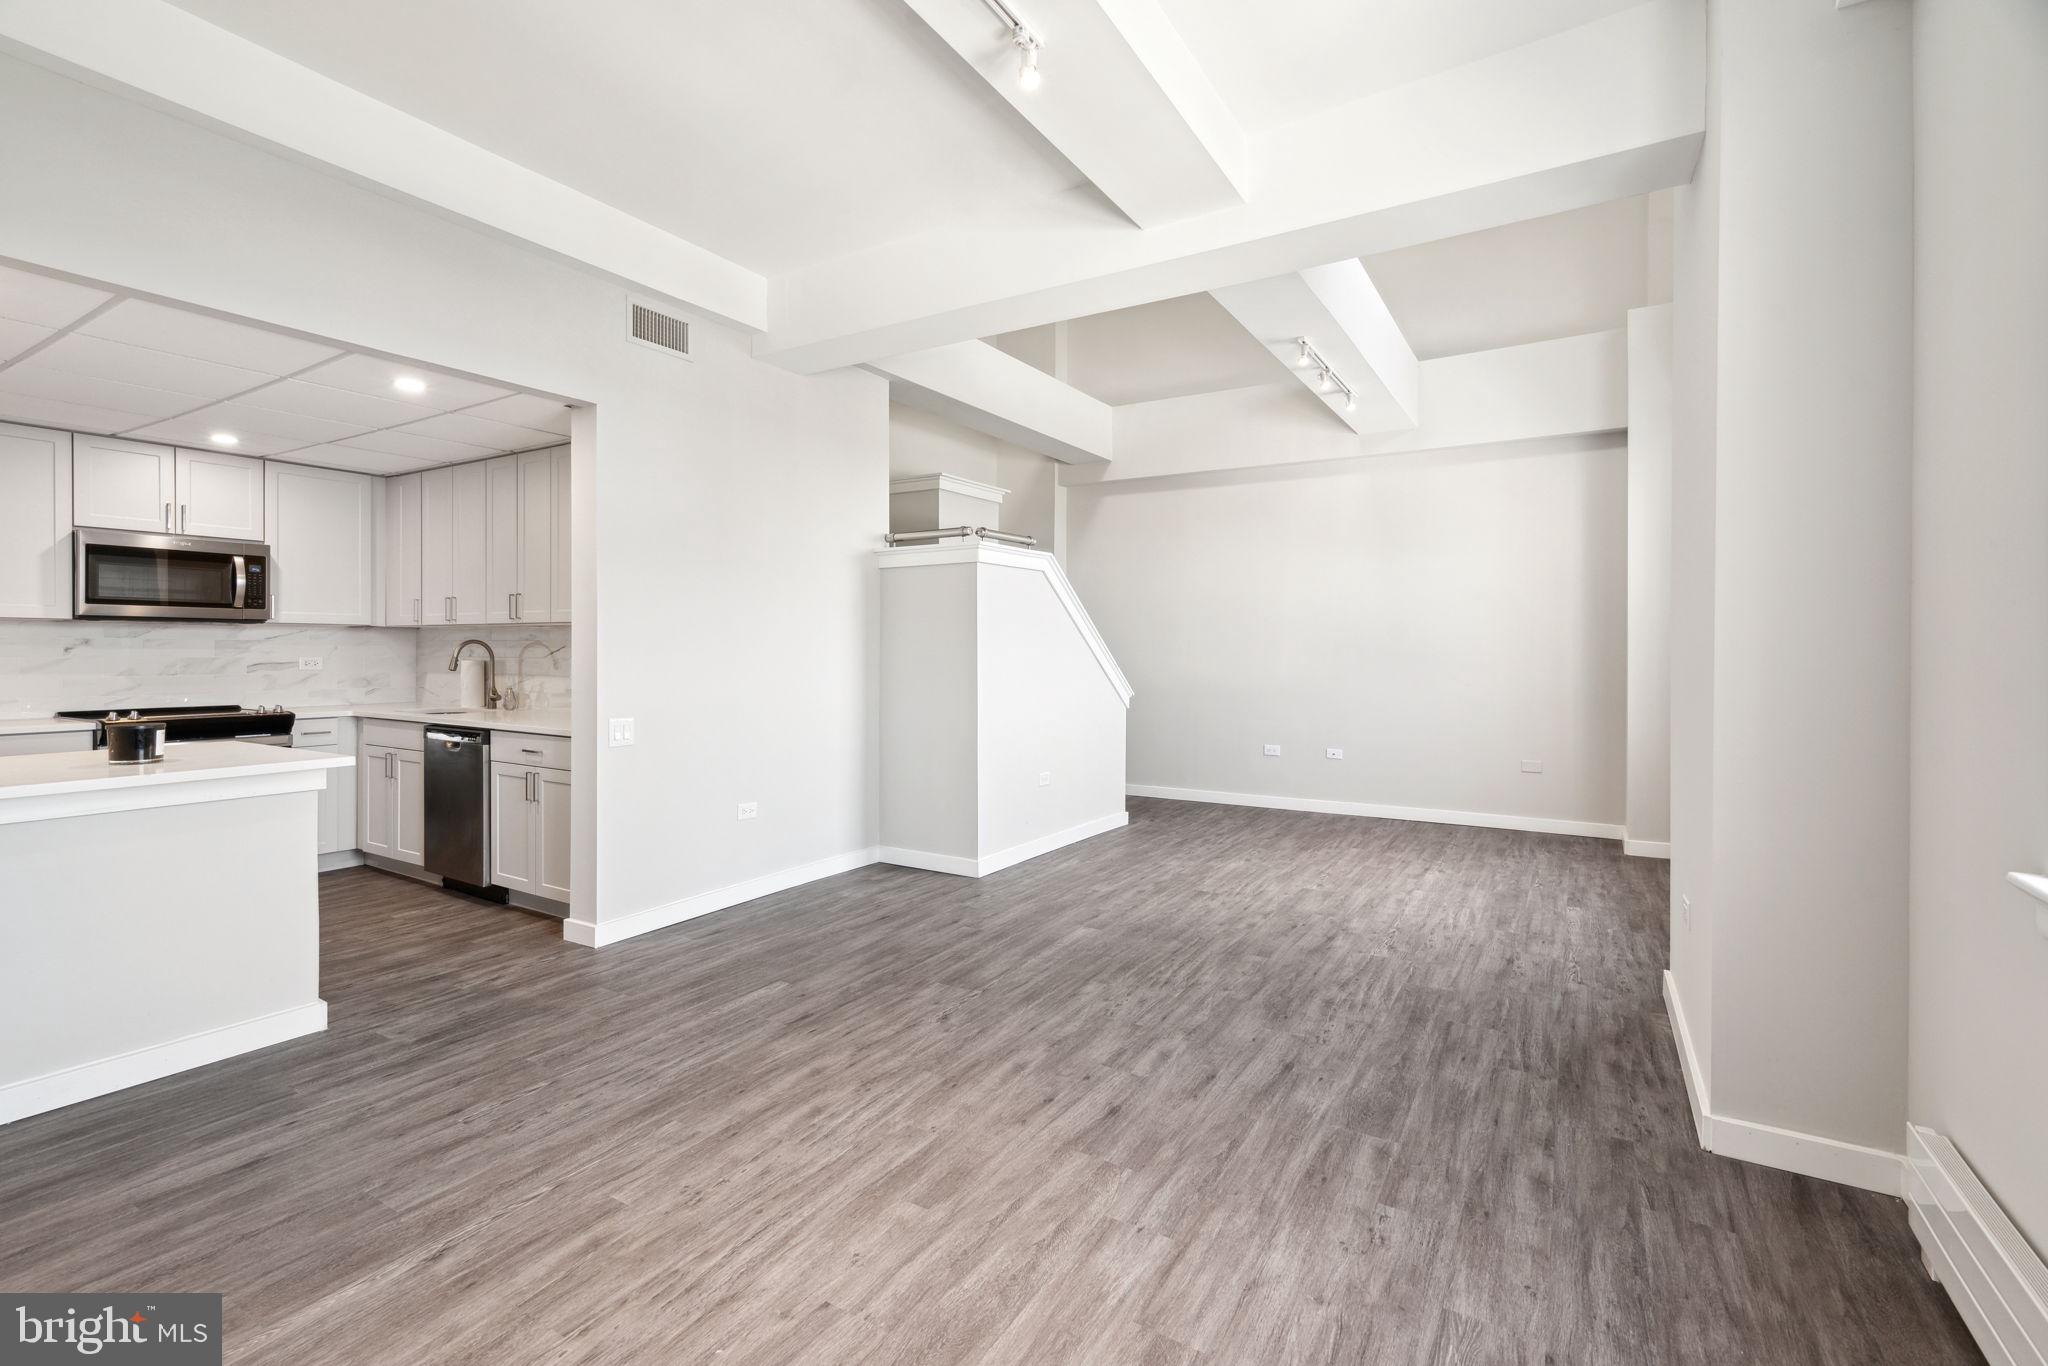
[878,562,979,862]
[0,54,887,933]
[1067,437,1627,832]
[1626,304,1673,851]
[1907,0,2048,1248]
[1666,0,1915,1160]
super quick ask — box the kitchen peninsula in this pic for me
[0,741,351,1124]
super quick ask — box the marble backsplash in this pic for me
[0,620,572,718]
[416,625,571,712]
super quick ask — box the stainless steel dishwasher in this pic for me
[423,725,495,893]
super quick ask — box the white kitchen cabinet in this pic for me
[490,756,570,903]
[550,445,571,623]
[357,739,425,867]
[173,448,265,540]
[73,435,174,533]
[0,423,72,619]
[486,447,559,623]
[265,462,375,624]
[381,471,424,626]
[293,716,356,857]
[421,461,488,625]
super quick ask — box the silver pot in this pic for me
[105,719,168,764]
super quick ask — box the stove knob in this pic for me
[103,711,119,722]
[125,711,141,721]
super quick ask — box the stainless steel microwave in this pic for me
[73,529,272,622]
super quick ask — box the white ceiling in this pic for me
[163,0,1095,275]
[1155,0,1644,132]
[993,196,1656,403]
[0,263,571,475]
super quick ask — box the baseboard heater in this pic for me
[1906,1124,2048,1366]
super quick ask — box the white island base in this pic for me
[0,742,352,1125]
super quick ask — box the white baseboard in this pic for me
[1624,838,1672,859]
[1127,784,1624,841]
[318,850,365,873]
[1661,969,1901,1196]
[1663,970,1712,1147]
[880,810,1130,879]
[564,846,879,948]
[1907,1124,2048,1366]
[0,1000,327,1127]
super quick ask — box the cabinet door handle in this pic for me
[180,504,188,533]
[508,592,516,619]
[526,770,536,803]
[163,501,172,531]
[515,592,523,619]
[412,597,420,623]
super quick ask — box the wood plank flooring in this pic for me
[0,799,1980,1364]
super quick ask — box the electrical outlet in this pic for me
[1263,744,1281,757]
[1038,771,1052,787]
[608,717,635,747]
[1521,759,1543,774]
[1325,747,1344,760]
[298,657,323,671]
[737,801,759,821]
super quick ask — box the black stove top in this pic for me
[57,703,296,746]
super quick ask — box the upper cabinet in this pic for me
[381,472,424,627]
[73,438,264,541]
[487,446,563,623]
[0,423,73,620]
[420,461,489,625]
[174,448,265,541]
[265,463,375,624]
[72,436,174,534]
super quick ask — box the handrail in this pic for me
[883,526,1038,548]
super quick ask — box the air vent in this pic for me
[627,299,691,358]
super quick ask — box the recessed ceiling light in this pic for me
[209,432,239,446]
[391,376,428,395]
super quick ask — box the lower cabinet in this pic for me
[293,716,356,856]
[490,758,570,902]
[357,740,425,867]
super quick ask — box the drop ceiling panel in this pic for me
[395,410,560,452]
[29,332,275,402]
[269,444,436,476]
[300,354,513,412]
[78,299,341,374]
[463,393,572,436]
[0,392,163,435]
[172,400,369,445]
[238,377,431,429]
[0,365,213,420]
[340,428,498,463]
[0,264,113,328]
[0,319,55,364]
[120,417,302,456]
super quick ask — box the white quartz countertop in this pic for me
[295,704,572,737]
[0,741,352,823]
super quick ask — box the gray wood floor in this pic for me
[0,799,1979,1364]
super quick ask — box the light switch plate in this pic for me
[1263,744,1281,757]
[608,717,635,747]
[1038,772,1052,786]
[737,801,758,821]
[298,657,322,671]
[1325,747,1344,760]
[1521,759,1543,773]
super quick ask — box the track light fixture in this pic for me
[1293,336,1358,412]
[981,0,1043,91]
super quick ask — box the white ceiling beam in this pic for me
[1210,262,1419,435]
[868,340,1112,465]
[1065,329,1625,486]
[901,0,1246,229]
[756,0,1703,373]
[0,0,766,332]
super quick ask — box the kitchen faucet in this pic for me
[447,639,502,710]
